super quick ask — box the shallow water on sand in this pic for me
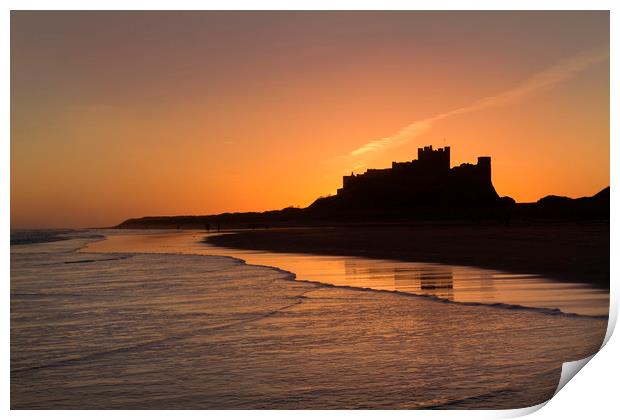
[11,230,608,409]
[84,229,609,317]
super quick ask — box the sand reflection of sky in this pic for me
[83,230,609,317]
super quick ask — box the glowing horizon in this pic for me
[11,11,610,228]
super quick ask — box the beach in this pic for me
[207,223,610,288]
[10,229,609,409]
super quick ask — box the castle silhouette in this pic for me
[310,145,500,213]
[117,142,609,229]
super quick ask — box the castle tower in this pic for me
[417,145,450,172]
[477,156,492,185]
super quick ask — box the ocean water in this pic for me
[11,230,608,409]
[85,229,609,317]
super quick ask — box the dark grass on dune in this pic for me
[207,222,610,289]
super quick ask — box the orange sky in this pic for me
[11,11,609,228]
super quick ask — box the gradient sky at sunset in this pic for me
[11,11,609,228]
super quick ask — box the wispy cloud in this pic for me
[348,45,609,158]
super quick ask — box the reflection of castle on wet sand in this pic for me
[395,267,455,300]
[415,271,454,290]
[343,259,456,300]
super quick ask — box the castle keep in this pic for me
[332,145,499,209]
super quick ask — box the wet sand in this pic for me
[12,232,609,409]
[207,223,610,289]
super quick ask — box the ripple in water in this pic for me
[10,231,608,409]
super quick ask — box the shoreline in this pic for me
[12,233,609,408]
[76,230,608,317]
[206,223,610,289]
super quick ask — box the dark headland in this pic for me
[117,145,610,288]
